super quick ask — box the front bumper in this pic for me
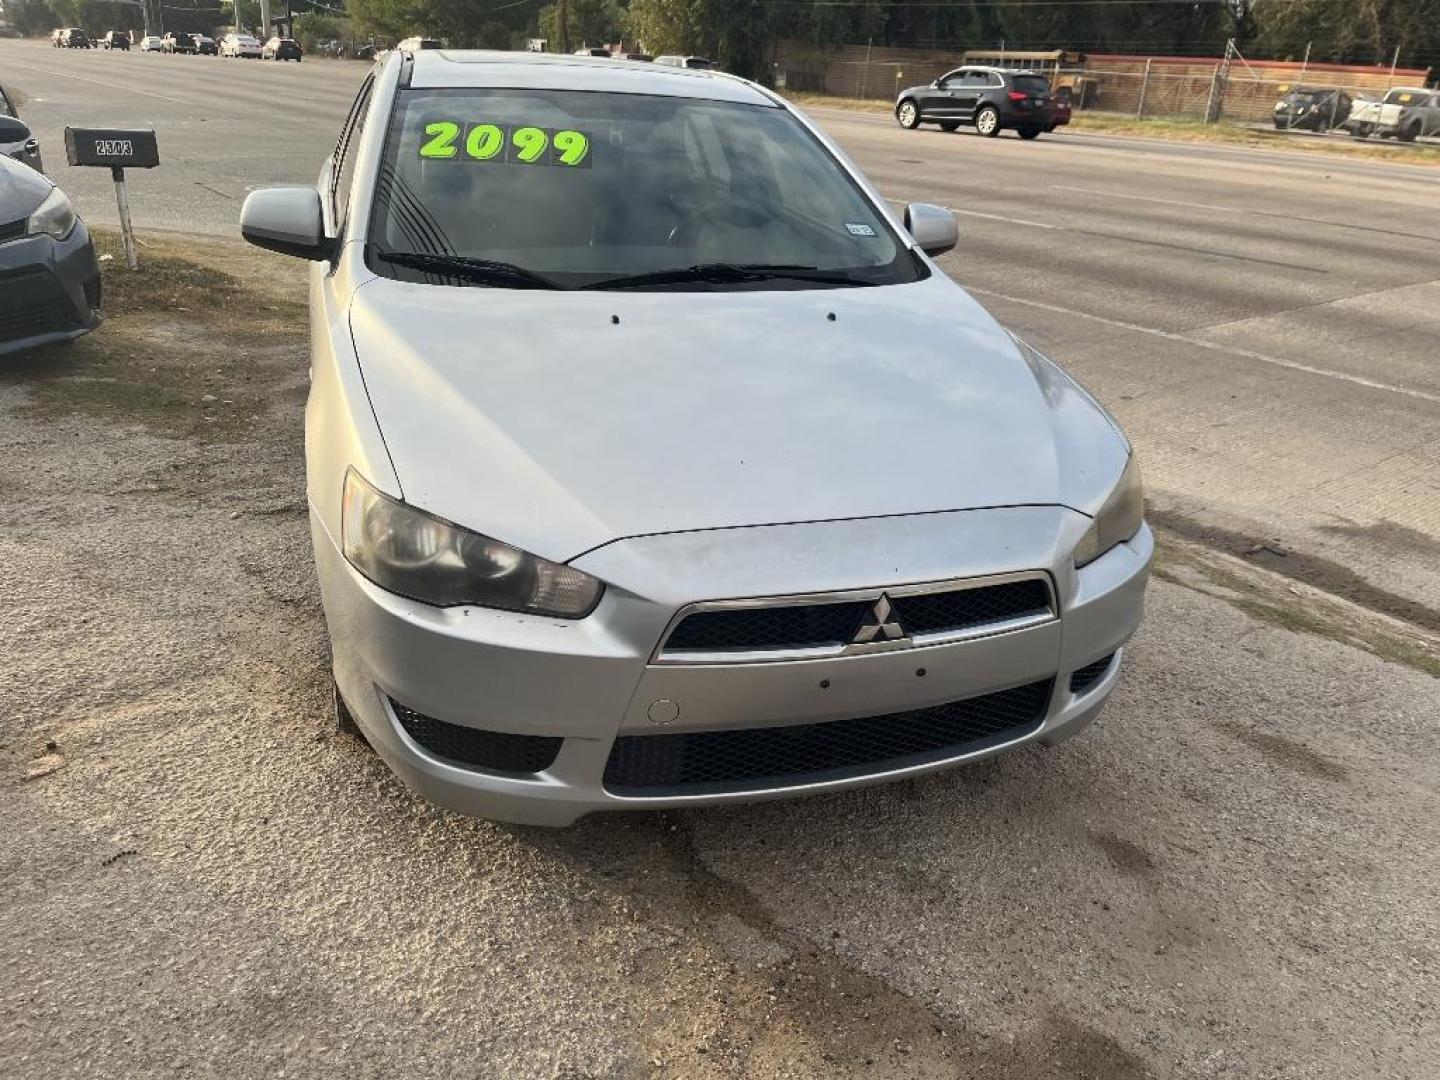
[316,506,1152,826]
[0,223,102,357]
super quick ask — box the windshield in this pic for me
[368,88,920,290]
[1383,89,1420,105]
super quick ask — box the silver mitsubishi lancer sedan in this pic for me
[240,49,1151,826]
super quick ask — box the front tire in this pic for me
[896,99,921,129]
[1398,124,1419,143]
[333,680,362,739]
[975,106,1001,137]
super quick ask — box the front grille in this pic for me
[604,678,1053,796]
[1069,654,1115,695]
[661,576,1053,659]
[0,218,25,244]
[663,599,873,653]
[391,699,562,775]
[889,579,1052,636]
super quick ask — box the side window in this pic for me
[330,75,375,236]
[963,71,989,88]
[938,70,964,89]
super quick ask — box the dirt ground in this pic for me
[2,234,1436,1079]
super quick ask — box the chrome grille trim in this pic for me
[652,570,1056,665]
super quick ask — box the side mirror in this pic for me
[0,116,31,142]
[904,202,958,257]
[240,186,334,260]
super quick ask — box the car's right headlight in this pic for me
[26,187,77,241]
[1073,456,1144,568]
[341,470,603,617]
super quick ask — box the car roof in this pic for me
[951,65,1041,76]
[405,49,773,106]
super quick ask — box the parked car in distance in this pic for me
[102,30,131,50]
[239,50,1149,827]
[1346,87,1440,142]
[220,33,263,58]
[0,86,43,173]
[654,55,716,70]
[56,28,92,48]
[193,34,218,55]
[0,153,102,356]
[139,35,163,52]
[397,37,443,50]
[1272,86,1351,131]
[896,66,1070,138]
[262,36,302,61]
[161,32,197,54]
[618,52,653,62]
[573,47,611,57]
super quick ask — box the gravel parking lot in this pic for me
[2,233,1437,1079]
[1,40,1438,1079]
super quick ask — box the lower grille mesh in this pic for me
[391,700,562,775]
[0,295,75,343]
[604,678,1053,796]
[1069,654,1115,695]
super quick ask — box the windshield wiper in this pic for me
[374,250,564,291]
[581,263,873,291]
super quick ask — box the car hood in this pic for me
[348,272,1127,563]
[0,153,50,215]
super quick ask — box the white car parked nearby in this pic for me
[220,33,263,59]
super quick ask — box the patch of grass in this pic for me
[1068,112,1440,165]
[0,230,308,443]
[783,91,891,114]
[1156,538,1440,678]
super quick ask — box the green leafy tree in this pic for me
[538,0,627,51]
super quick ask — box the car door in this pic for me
[1425,94,1440,137]
[920,69,965,118]
[953,71,993,120]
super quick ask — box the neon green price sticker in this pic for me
[417,121,591,168]
[419,121,460,159]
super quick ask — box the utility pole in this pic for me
[260,0,271,38]
[1290,41,1311,130]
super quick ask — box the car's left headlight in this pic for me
[26,187,77,241]
[341,470,603,617]
[1073,455,1144,568]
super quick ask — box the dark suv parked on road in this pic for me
[896,66,1070,139]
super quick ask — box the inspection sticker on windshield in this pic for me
[419,121,592,168]
[845,222,877,237]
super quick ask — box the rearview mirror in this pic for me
[0,116,31,143]
[904,202,958,257]
[240,186,333,261]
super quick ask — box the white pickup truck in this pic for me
[1346,87,1440,142]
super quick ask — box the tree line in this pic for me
[7,0,1437,78]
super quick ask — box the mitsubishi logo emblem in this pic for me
[850,594,909,648]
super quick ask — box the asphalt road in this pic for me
[5,38,1438,627]
[3,41,1439,1080]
